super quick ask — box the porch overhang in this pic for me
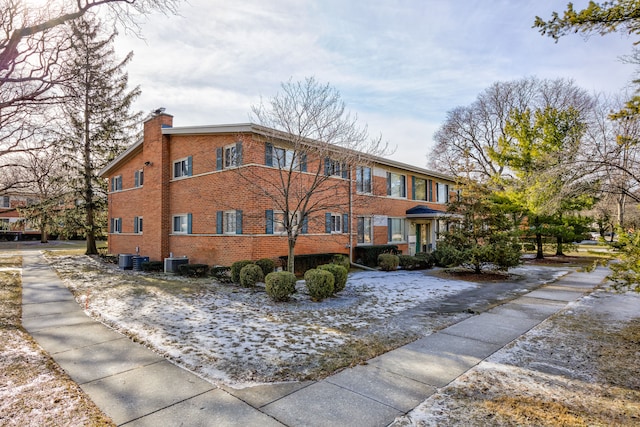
[405,205,449,219]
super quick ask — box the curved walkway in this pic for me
[21,252,609,426]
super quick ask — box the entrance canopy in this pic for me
[405,205,448,219]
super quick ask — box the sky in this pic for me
[114,0,637,167]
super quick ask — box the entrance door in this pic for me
[415,224,422,254]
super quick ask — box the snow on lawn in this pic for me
[48,255,480,386]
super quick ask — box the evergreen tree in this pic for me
[435,179,521,274]
[59,17,141,254]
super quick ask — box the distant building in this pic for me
[0,194,39,240]
[99,113,455,266]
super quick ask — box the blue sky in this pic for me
[115,0,636,166]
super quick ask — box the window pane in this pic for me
[390,218,405,242]
[390,173,405,197]
[224,212,236,233]
[415,178,426,200]
[357,217,372,244]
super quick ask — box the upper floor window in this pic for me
[173,156,192,179]
[325,158,348,178]
[134,169,144,187]
[387,172,406,198]
[414,178,426,201]
[1,196,9,208]
[436,183,450,203]
[111,176,122,192]
[217,142,242,170]
[356,166,372,193]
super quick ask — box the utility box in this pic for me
[119,254,134,270]
[164,257,189,273]
[132,256,150,271]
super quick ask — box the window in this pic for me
[265,143,307,171]
[173,157,192,179]
[414,178,426,201]
[437,183,450,203]
[1,196,9,208]
[172,214,191,234]
[134,216,143,234]
[387,172,406,198]
[224,211,237,234]
[325,158,348,178]
[110,217,122,233]
[216,210,242,234]
[217,142,242,170]
[134,169,144,187]
[325,212,348,234]
[111,176,122,192]
[357,217,372,244]
[388,218,405,242]
[356,166,372,193]
[0,218,9,230]
[273,211,301,234]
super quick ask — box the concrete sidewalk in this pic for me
[21,253,609,426]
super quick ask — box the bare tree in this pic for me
[0,0,181,184]
[429,77,594,182]
[244,77,389,273]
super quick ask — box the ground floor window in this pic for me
[357,216,372,244]
[388,218,405,242]
[173,214,191,234]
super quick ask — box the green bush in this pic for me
[398,255,419,270]
[141,261,164,272]
[177,263,209,277]
[231,260,254,283]
[255,258,276,276]
[331,254,350,270]
[211,265,232,283]
[239,264,264,287]
[354,245,399,267]
[414,252,435,269]
[378,253,400,271]
[265,271,298,302]
[304,269,334,301]
[318,263,348,293]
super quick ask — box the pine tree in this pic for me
[59,17,141,254]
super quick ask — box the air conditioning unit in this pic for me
[164,257,189,273]
[119,254,134,270]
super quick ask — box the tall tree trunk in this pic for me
[287,236,296,273]
[617,192,626,229]
[84,89,97,255]
[39,218,48,244]
[536,232,544,259]
[555,236,564,256]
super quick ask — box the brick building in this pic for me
[0,194,40,240]
[99,113,456,266]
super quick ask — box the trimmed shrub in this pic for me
[141,261,164,272]
[265,271,298,302]
[211,266,232,283]
[239,264,264,287]
[414,252,435,269]
[331,254,350,270]
[354,245,399,267]
[278,253,348,275]
[398,255,419,270]
[304,269,334,301]
[378,253,400,271]
[255,258,276,276]
[177,263,209,277]
[318,263,348,293]
[231,260,254,283]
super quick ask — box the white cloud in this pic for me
[114,0,637,168]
